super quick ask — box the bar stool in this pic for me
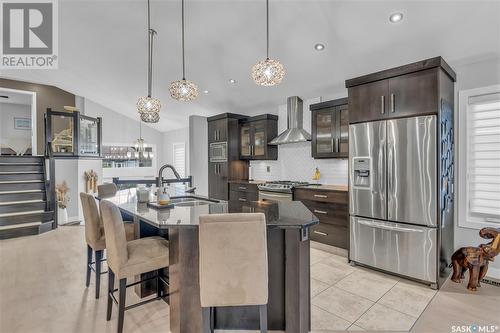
[100,200,169,333]
[80,193,135,299]
[198,213,268,333]
[97,183,118,199]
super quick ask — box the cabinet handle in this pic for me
[314,194,328,198]
[214,164,218,174]
[239,186,247,190]
[390,93,395,113]
[380,95,385,114]
[238,198,246,202]
[331,137,334,152]
[248,145,251,156]
[337,138,340,152]
[314,209,328,215]
[313,230,328,236]
[251,145,254,156]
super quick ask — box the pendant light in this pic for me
[134,120,146,158]
[137,0,161,123]
[251,0,285,86]
[169,0,198,101]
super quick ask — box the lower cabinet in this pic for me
[294,187,349,249]
[229,182,259,202]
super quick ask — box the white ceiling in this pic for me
[2,0,499,132]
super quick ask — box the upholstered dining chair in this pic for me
[198,213,269,333]
[97,183,118,199]
[80,192,135,299]
[100,200,170,333]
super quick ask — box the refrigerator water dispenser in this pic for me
[353,157,371,188]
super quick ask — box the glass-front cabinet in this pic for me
[45,108,102,157]
[310,98,349,158]
[239,115,278,160]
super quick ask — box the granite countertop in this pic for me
[228,179,266,185]
[295,184,349,192]
[102,189,319,230]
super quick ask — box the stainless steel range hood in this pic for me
[269,96,311,145]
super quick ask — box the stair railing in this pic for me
[45,141,57,228]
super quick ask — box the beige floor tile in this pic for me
[335,268,399,302]
[311,247,333,264]
[347,324,366,331]
[311,278,330,297]
[311,305,352,331]
[311,262,355,285]
[412,277,500,333]
[355,303,417,331]
[379,280,437,317]
[312,286,374,323]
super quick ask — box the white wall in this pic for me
[162,127,190,178]
[250,97,348,185]
[83,98,164,165]
[0,103,32,153]
[454,57,500,278]
[189,116,208,196]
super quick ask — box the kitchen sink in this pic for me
[169,196,219,207]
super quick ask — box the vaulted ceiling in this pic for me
[2,0,499,132]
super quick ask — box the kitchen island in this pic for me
[103,190,319,333]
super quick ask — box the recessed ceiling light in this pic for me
[314,43,325,51]
[389,12,403,23]
[229,79,236,84]
[203,90,209,94]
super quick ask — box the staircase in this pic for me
[0,156,55,239]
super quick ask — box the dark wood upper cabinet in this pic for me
[346,57,456,124]
[310,98,348,159]
[239,115,278,160]
[348,80,388,123]
[208,118,227,143]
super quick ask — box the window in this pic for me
[458,85,500,229]
[173,142,186,177]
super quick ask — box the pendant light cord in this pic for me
[181,0,186,80]
[147,0,152,97]
[266,0,269,59]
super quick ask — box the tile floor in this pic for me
[1,226,499,333]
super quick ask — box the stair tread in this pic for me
[0,190,44,194]
[0,222,42,231]
[0,210,45,218]
[0,199,45,206]
[0,180,44,184]
[0,171,43,174]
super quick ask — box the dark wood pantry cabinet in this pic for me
[310,98,349,158]
[207,113,248,200]
[239,114,278,160]
[346,56,456,124]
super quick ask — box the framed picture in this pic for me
[14,117,31,130]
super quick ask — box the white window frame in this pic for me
[457,84,500,229]
[172,142,186,178]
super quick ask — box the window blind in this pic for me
[173,143,185,178]
[467,92,500,224]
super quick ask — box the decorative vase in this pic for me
[57,207,68,225]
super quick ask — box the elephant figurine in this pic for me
[450,228,500,291]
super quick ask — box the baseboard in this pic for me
[486,266,500,280]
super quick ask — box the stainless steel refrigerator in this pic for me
[349,113,454,288]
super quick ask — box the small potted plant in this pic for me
[56,181,70,224]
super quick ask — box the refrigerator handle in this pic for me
[387,139,394,211]
[357,219,424,233]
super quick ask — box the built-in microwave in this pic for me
[209,142,227,162]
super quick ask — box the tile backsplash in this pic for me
[250,142,348,185]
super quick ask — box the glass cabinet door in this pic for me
[252,121,266,157]
[79,116,100,155]
[240,124,251,157]
[315,109,335,154]
[50,113,74,154]
[338,106,349,154]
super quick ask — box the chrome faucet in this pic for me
[158,164,181,187]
